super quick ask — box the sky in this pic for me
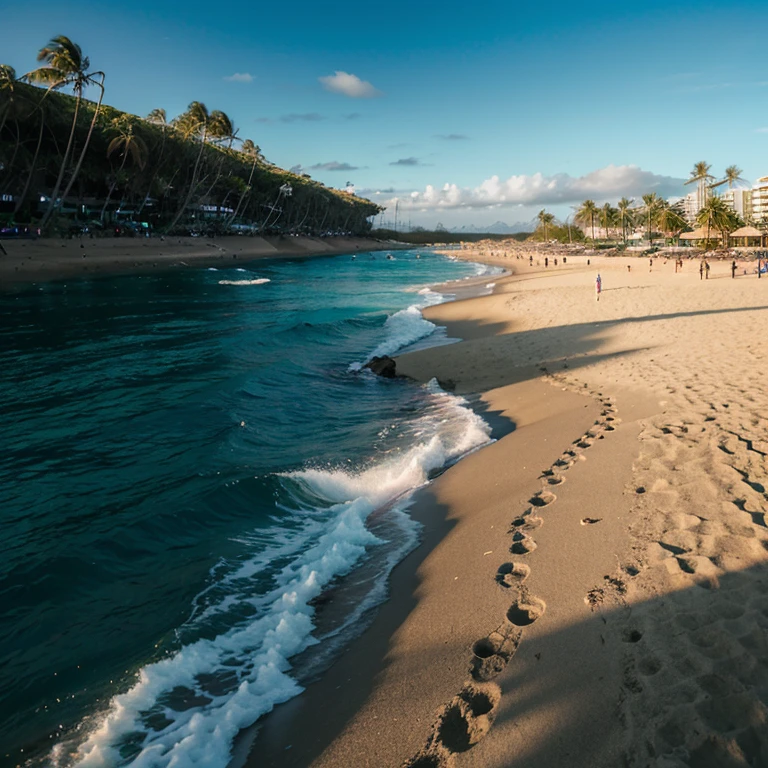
[4,0,768,229]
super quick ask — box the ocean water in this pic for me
[0,250,501,768]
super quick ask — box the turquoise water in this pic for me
[0,250,500,767]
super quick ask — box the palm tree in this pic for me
[600,203,616,241]
[199,110,237,207]
[14,93,52,215]
[683,161,714,213]
[100,117,148,221]
[537,209,555,241]
[617,197,634,244]
[166,101,209,232]
[228,139,262,225]
[575,199,599,242]
[24,36,105,228]
[0,65,26,188]
[641,193,662,246]
[655,200,687,244]
[696,195,731,252]
[0,64,17,137]
[138,108,168,215]
[710,165,746,191]
[261,182,293,232]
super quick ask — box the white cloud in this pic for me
[319,71,381,98]
[224,72,253,83]
[377,165,685,212]
[311,161,360,172]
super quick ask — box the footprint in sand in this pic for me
[529,491,556,507]
[496,562,531,588]
[510,513,543,533]
[506,592,546,627]
[471,626,522,682]
[510,532,538,555]
[435,682,501,753]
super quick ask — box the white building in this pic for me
[719,186,752,218]
[751,176,768,223]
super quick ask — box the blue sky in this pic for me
[4,0,768,228]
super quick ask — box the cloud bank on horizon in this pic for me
[319,71,381,98]
[367,165,686,212]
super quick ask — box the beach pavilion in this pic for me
[679,227,723,246]
[728,225,766,247]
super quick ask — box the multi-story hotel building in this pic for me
[751,176,768,223]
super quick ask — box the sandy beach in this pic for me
[0,234,403,289]
[242,247,768,767]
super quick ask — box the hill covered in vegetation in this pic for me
[0,38,382,236]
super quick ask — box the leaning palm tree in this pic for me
[617,197,634,244]
[166,101,210,232]
[684,161,714,213]
[710,165,746,191]
[14,93,52,214]
[575,199,599,242]
[100,117,148,221]
[138,108,169,215]
[0,64,17,136]
[24,36,105,229]
[537,209,555,241]
[228,139,262,224]
[199,110,237,205]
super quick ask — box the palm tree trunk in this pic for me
[59,74,106,212]
[1,120,22,193]
[166,125,208,233]
[228,157,257,225]
[138,128,166,216]
[100,146,130,221]
[14,111,45,215]
[39,94,81,229]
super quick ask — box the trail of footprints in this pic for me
[403,380,619,767]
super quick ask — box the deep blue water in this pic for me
[0,250,499,767]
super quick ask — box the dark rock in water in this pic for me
[363,355,398,378]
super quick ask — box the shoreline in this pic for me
[0,234,407,290]
[241,247,768,766]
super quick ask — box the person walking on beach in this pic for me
[545,257,549,267]
[731,259,737,279]
[649,257,653,272]
[705,260,710,280]
[595,273,602,301]
[699,260,704,280]
[627,264,631,273]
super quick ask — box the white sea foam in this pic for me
[54,381,491,768]
[218,278,270,286]
[350,288,448,371]
[472,263,505,277]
